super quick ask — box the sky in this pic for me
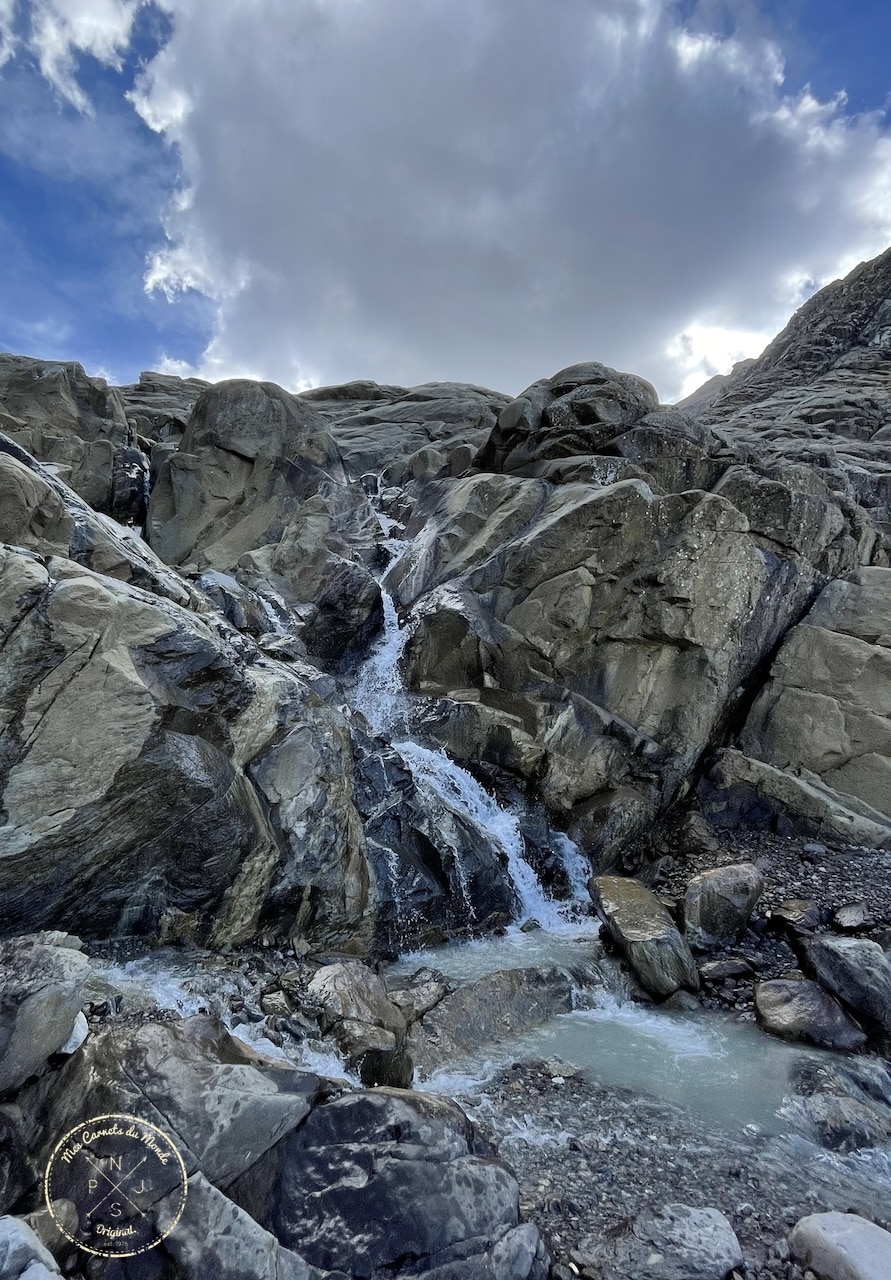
[0,1,889,402]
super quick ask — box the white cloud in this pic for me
[667,322,774,400]
[27,0,141,113]
[0,0,16,72]
[12,0,891,398]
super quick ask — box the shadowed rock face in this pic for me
[703,566,891,847]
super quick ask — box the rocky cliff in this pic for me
[2,246,891,1280]
[1,248,890,954]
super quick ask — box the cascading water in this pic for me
[351,525,594,933]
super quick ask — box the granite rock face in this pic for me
[0,354,136,516]
[705,567,891,845]
[690,246,891,544]
[0,544,371,949]
[148,378,383,659]
[1,245,891,943]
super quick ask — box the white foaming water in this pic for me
[394,738,566,927]
[352,585,589,929]
[353,592,414,737]
[553,833,592,900]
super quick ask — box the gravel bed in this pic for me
[455,1057,891,1280]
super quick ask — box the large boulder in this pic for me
[33,1016,326,1190]
[147,379,382,658]
[228,1088,549,1280]
[791,1211,891,1280]
[307,962,407,1058]
[0,545,371,948]
[804,937,891,1037]
[474,362,659,477]
[406,966,576,1077]
[388,449,857,865]
[708,568,891,843]
[682,862,764,951]
[301,379,510,483]
[0,1216,61,1279]
[0,354,137,515]
[754,979,867,1051]
[0,938,89,1096]
[590,876,699,997]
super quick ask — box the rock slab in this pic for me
[590,876,699,997]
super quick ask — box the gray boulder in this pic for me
[0,938,89,1095]
[0,354,132,513]
[229,1088,549,1280]
[584,1203,743,1280]
[791,1211,891,1280]
[303,379,510,483]
[406,966,575,1077]
[754,979,867,1051]
[683,862,764,951]
[590,876,699,997]
[715,568,891,844]
[307,961,407,1062]
[34,1016,325,1189]
[805,937,891,1036]
[0,1216,61,1279]
[147,378,381,658]
[474,361,659,476]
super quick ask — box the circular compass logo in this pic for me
[44,1113,188,1258]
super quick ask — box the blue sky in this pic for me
[0,0,889,400]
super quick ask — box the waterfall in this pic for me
[351,565,592,931]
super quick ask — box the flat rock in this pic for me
[590,876,699,997]
[755,979,867,1051]
[791,1211,891,1280]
